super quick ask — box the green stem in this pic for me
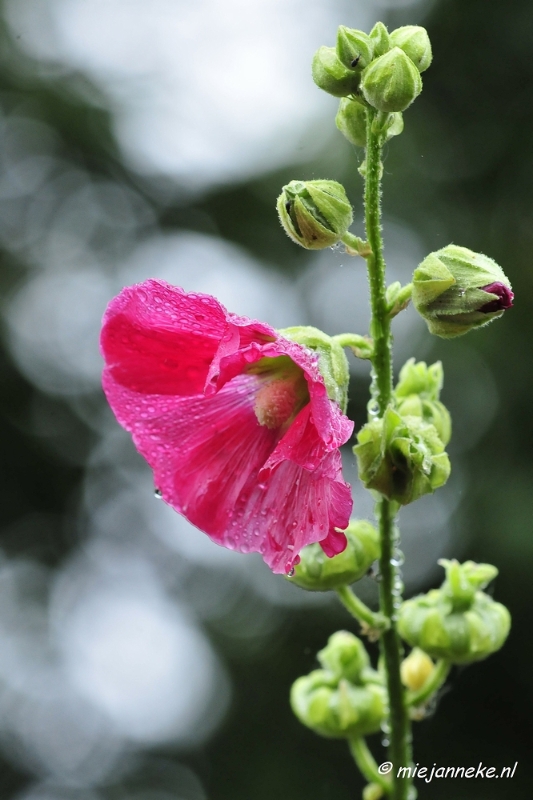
[407,660,450,708]
[335,585,389,632]
[364,105,412,800]
[349,737,392,793]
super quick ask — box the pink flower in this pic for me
[100,280,354,574]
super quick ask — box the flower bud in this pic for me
[312,46,362,97]
[400,647,435,691]
[287,519,380,591]
[354,407,450,505]
[277,179,353,251]
[361,47,422,113]
[280,325,350,411]
[335,98,367,147]
[368,22,391,57]
[317,631,371,683]
[363,784,385,800]
[336,26,374,72]
[398,560,511,664]
[394,359,451,446]
[412,245,514,338]
[291,634,385,739]
[390,25,432,72]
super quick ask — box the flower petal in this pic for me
[101,280,228,396]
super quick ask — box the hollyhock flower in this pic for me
[100,280,354,574]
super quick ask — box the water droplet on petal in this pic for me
[154,488,163,499]
[287,567,295,577]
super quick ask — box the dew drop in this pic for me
[287,567,295,577]
[154,488,163,499]
[381,737,390,747]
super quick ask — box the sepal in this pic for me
[312,46,362,97]
[361,47,422,113]
[390,25,432,72]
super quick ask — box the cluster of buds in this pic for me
[291,631,386,738]
[398,560,511,663]
[312,23,432,148]
[288,520,380,591]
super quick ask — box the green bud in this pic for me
[279,325,350,411]
[277,179,353,251]
[400,647,435,691]
[394,359,451,445]
[287,520,380,591]
[398,560,511,664]
[291,633,385,740]
[412,244,514,338]
[363,784,385,800]
[336,97,367,147]
[368,22,391,57]
[361,47,422,113]
[390,26,432,72]
[312,46,362,97]
[395,357,443,400]
[354,407,450,505]
[386,280,411,317]
[317,631,371,683]
[336,26,374,71]
[440,558,499,610]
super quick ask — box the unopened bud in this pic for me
[400,647,435,691]
[354,407,450,505]
[361,47,422,113]
[277,179,353,250]
[412,244,514,338]
[336,26,374,72]
[287,519,380,591]
[318,631,370,683]
[336,99,404,148]
[390,25,432,72]
[394,359,451,446]
[368,22,391,57]
[312,46,362,97]
[398,560,511,664]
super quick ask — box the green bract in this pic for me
[398,560,511,664]
[279,325,350,411]
[394,358,451,446]
[312,46,362,97]
[412,244,513,338]
[287,520,380,591]
[277,179,353,251]
[390,26,432,72]
[361,47,422,113]
[354,407,450,504]
[290,632,386,739]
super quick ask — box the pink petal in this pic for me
[101,280,229,396]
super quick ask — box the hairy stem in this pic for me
[349,737,391,792]
[364,105,412,800]
[336,585,389,632]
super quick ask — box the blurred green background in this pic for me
[0,0,531,799]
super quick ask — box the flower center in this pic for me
[250,356,309,429]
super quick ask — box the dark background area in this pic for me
[0,0,531,799]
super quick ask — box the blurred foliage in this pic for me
[0,0,532,799]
